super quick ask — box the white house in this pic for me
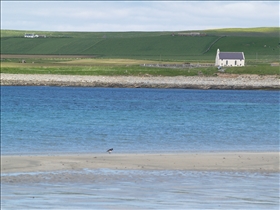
[24,33,46,38]
[215,49,245,67]
[24,33,35,38]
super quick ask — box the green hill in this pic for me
[1,28,279,61]
[204,27,279,37]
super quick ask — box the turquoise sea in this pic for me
[1,86,279,209]
[1,86,279,154]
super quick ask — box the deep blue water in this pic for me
[1,86,279,154]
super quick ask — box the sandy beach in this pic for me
[2,152,279,174]
[1,73,279,89]
[2,152,279,209]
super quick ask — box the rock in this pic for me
[0,74,279,90]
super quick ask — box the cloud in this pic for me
[1,1,279,31]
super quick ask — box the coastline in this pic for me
[3,153,279,210]
[2,152,279,174]
[1,73,279,90]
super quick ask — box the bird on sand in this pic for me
[107,148,113,154]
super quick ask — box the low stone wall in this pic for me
[1,73,279,90]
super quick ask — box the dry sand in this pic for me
[2,153,278,184]
[2,152,279,173]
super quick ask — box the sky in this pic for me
[1,1,279,32]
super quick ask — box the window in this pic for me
[235,61,237,65]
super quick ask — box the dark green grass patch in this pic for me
[224,64,279,75]
[0,35,218,60]
[205,36,279,60]
[1,37,103,55]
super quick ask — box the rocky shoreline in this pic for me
[1,73,279,90]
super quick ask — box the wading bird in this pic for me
[107,148,113,154]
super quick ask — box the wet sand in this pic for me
[3,168,279,209]
[2,152,279,174]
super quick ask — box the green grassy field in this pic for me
[0,59,215,76]
[1,27,278,38]
[1,27,279,76]
[204,27,279,37]
[0,65,212,77]
[1,35,219,60]
[1,58,279,76]
[1,27,279,61]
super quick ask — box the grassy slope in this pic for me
[1,37,104,55]
[83,35,218,59]
[1,28,279,76]
[0,30,171,38]
[1,35,220,61]
[206,36,279,59]
[1,27,279,61]
[204,27,280,37]
[1,27,278,37]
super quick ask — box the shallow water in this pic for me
[1,87,279,209]
[1,87,279,154]
[1,169,279,209]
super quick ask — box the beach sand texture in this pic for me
[2,152,279,174]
